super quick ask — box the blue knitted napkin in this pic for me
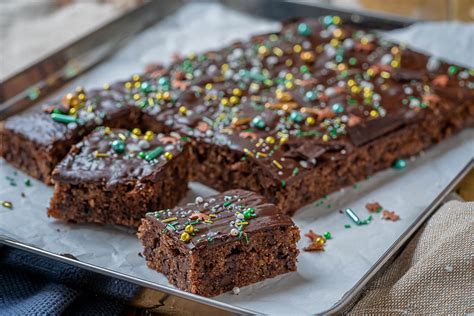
[0,245,139,315]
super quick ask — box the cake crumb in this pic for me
[303,230,325,252]
[365,202,383,213]
[382,210,400,221]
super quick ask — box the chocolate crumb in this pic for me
[382,210,400,221]
[303,229,325,252]
[365,202,383,213]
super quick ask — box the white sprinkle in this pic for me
[232,287,240,295]
[195,196,204,204]
[445,265,453,273]
[230,228,239,236]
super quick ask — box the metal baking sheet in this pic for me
[1,1,473,314]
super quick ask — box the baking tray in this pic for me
[2,159,472,314]
[0,0,471,314]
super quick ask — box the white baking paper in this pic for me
[1,3,473,314]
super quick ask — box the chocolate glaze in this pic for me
[146,189,295,250]
[3,17,474,186]
[52,127,186,187]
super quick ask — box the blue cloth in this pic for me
[0,245,139,315]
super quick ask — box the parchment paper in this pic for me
[1,3,473,314]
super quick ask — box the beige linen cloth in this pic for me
[347,200,473,315]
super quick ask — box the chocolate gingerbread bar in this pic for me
[48,127,189,227]
[0,85,139,184]
[2,16,474,217]
[137,189,300,296]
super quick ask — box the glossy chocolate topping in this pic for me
[52,127,187,186]
[5,16,474,186]
[146,189,295,250]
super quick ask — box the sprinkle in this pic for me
[232,287,240,295]
[281,180,286,188]
[94,151,110,158]
[111,139,125,153]
[243,148,254,157]
[273,160,283,169]
[303,230,325,252]
[117,133,127,141]
[230,228,239,236]
[185,224,194,234]
[344,224,351,229]
[132,128,142,136]
[344,208,361,224]
[163,152,173,160]
[323,232,332,240]
[24,179,32,187]
[1,201,13,209]
[392,159,407,170]
[161,217,177,223]
[236,221,249,226]
[144,146,164,161]
[297,23,312,36]
[293,167,299,176]
[180,232,190,242]
[51,113,77,124]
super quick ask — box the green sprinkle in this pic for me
[250,116,266,129]
[448,65,458,75]
[24,179,32,187]
[28,88,40,100]
[289,111,304,123]
[349,57,357,65]
[344,208,361,224]
[223,201,232,207]
[281,180,286,188]
[111,140,125,153]
[305,90,318,101]
[293,167,299,176]
[344,224,351,229]
[392,159,407,170]
[207,236,214,243]
[244,234,249,244]
[323,232,332,240]
[297,23,312,36]
[144,146,164,161]
[51,113,77,124]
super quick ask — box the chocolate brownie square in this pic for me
[48,127,189,227]
[0,85,138,184]
[137,189,300,297]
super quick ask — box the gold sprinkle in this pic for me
[180,232,190,242]
[256,152,268,158]
[322,134,329,142]
[1,201,13,209]
[124,82,132,89]
[185,224,194,234]
[179,106,188,115]
[94,151,110,158]
[132,74,140,81]
[265,136,275,144]
[103,83,110,90]
[144,131,154,141]
[118,133,127,141]
[204,220,213,224]
[255,139,264,147]
[162,217,177,223]
[273,160,283,169]
[164,152,173,160]
[236,221,249,226]
[293,44,302,53]
[132,128,142,136]
[243,148,254,157]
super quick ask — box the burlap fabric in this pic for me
[348,201,473,315]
